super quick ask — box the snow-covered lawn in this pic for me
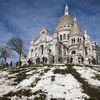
[0,65,99,100]
[74,66,100,87]
[32,69,89,100]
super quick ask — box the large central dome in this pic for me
[57,15,74,27]
[57,4,74,28]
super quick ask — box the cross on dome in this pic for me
[74,17,77,26]
[64,3,69,15]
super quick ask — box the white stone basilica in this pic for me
[28,4,97,64]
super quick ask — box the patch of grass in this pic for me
[51,98,58,100]
[66,63,84,67]
[40,72,44,76]
[51,98,65,100]
[53,68,68,75]
[0,96,10,100]
[39,68,50,76]
[33,89,47,100]
[92,74,100,81]
[7,76,16,80]
[84,64,94,68]
[9,69,24,74]
[65,63,76,67]
[30,77,41,87]
[67,66,100,100]
[14,72,26,83]
[44,68,50,73]
[1,89,32,99]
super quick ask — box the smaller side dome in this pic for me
[70,17,83,36]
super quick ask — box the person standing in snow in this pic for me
[10,61,13,67]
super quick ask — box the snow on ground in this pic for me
[0,71,9,78]
[74,66,100,87]
[26,70,35,75]
[0,84,14,96]
[0,77,15,96]
[16,74,39,89]
[32,68,89,100]
[0,70,15,96]
[0,66,45,97]
[0,65,100,99]
[58,66,67,69]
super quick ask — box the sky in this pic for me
[0,0,100,61]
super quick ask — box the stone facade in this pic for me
[28,4,97,64]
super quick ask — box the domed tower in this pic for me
[69,17,84,45]
[55,4,74,46]
[70,17,82,36]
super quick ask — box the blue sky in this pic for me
[0,0,100,52]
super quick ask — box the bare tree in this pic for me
[7,37,24,64]
[0,46,12,65]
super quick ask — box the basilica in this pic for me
[28,4,97,64]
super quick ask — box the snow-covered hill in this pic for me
[0,64,100,100]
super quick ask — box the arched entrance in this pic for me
[71,50,77,64]
[39,45,44,56]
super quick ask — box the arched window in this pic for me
[71,50,76,54]
[73,38,75,43]
[77,38,80,43]
[63,34,66,40]
[48,49,51,54]
[72,39,73,43]
[71,38,75,44]
[67,25,70,28]
[80,38,81,43]
[67,34,69,40]
[60,35,62,41]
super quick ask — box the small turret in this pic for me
[84,30,90,39]
[40,27,48,35]
[30,37,35,46]
[40,27,48,41]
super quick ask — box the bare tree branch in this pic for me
[0,46,12,64]
[7,37,24,64]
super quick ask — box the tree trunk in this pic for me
[19,54,21,62]
[4,57,7,67]
[19,53,21,66]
